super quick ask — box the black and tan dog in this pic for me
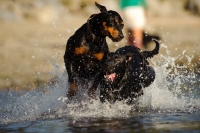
[64,2,124,98]
[100,40,160,104]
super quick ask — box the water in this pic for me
[0,44,200,133]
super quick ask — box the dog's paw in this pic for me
[67,83,77,99]
[88,88,97,100]
[66,90,76,99]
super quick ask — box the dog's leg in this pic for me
[66,73,78,98]
[88,79,99,100]
[64,52,78,98]
[67,82,77,98]
[88,70,104,100]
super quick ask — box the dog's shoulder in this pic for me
[65,23,89,53]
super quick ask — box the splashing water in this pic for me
[0,43,199,126]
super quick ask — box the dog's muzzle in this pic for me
[115,32,124,42]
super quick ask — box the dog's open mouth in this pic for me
[105,73,116,82]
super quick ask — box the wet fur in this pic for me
[64,2,124,98]
[100,40,160,104]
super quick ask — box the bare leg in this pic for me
[127,29,143,50]
[133,29,143,49]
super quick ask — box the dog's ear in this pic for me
[126,53,132,62]
[95,2,108,14]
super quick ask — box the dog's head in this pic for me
[95,2,124,42]
[104,52,132,82]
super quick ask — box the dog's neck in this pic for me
[87,17,96,42]
[86,13,106,41]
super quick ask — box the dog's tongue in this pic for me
[106,73,116,82]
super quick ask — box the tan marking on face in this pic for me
[102,22,119,39]
[121,21,124,25]
[93,52,104,61]
[74,46,89,55]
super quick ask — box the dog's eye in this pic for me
[110,18,118,26]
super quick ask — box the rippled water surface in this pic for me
[0,44,200,133]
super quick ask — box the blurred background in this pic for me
[0,0,199,90]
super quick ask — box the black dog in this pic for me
[100,40,160,104]
[64,2,124,98]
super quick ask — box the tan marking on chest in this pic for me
[74,46,89,55]
[93,53,104,61]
